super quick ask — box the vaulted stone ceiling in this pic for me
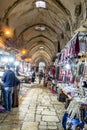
[0,0,86,66]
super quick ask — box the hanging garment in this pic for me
[80,42,86,53]
[80,107,85,121]
[71,41,75,55]
[75,35,80,55]
[55,67,60,79]
[61,52,64,61]
[78,64,84,75]
[58,41,61,52]
[58,53,61,62]
[84,64,87,76]
[69,45,72,56]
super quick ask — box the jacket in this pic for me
[2,70,15,88]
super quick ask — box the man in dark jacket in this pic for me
[2,65,16,112]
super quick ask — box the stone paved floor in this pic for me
[0,84,65,130]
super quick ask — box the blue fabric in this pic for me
[2,70,16,111]
[62,112,68,130]
[71,118,80,130]
[2,70,15,88]
[2,87,13,111]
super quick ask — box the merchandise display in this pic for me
[55,32,87,130]
[65,98,87,129]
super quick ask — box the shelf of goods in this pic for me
[57,83,84,99]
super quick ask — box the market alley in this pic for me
[0,84,65,130]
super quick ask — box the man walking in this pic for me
[2,65,15,112]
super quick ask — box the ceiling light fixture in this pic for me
[3,27,13,38]
[35,26,46,31]
[35,1,46,8]
[40,46,44,49]
[22,49,27,55]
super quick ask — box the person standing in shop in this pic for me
[1,65,16,112]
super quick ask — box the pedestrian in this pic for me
[38,70,43,84]
[32,70,35,83]
[1,65,16,112]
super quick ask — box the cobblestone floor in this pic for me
[0,85,65,130]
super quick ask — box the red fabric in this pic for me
[52,68,55,75]
[68,70,71,75]
[50,90,56,94]
[60,70,62,75]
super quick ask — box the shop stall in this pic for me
[54,32,87,129]
[54,32,87,82]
